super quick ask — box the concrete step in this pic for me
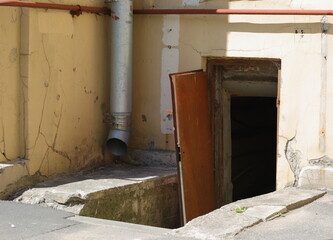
[14,165,180,229]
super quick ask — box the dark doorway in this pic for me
[231,96,277,201]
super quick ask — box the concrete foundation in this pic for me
[14,165,180,229]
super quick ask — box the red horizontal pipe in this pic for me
[134,9,333,15]
[0,0,111,15]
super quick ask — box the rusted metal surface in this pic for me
[0,0,111,16]
[134,9,333,15]
[170,71,216,223]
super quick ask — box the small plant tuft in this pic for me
[235,206,247,213]
[276,212,286,217]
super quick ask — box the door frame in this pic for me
[207,58,281,207]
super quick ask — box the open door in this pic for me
[170,70,216,224]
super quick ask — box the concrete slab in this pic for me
[0,201,187,240]
[0,188,330,240]
[14,165,180,228]
[173,208,261,240]
[230,187,326,211]
[15,166,177,210]
[172,188,326,240]
[0,200,77,240]
[243,206,287,221]
[235,191,333,240]
[25,216,175,240]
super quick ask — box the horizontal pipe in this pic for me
[0,0,110,15]
[134,9,333,15]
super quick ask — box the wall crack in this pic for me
[284,134,302,186]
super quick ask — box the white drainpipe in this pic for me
[105,0,133,156]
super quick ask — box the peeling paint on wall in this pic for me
[285,136,302,185]
[309,156,333,167]
[160,15,179,134]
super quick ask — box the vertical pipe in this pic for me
[105,0,133,156]
[319,16,329,152]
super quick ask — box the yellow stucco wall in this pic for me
[133,0,333,189]
[23,7,109,176]
[0,0,110,177]
[0,8,22,163]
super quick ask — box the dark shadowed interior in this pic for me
[231,96,277,201]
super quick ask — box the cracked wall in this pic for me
[0,8,22,163]
[133,0,333,189]
[2,0,333,189]
[19,1,109,177]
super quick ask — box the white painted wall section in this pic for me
[160,15,179,134]
[182,0,200,7]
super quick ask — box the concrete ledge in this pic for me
[298,166,333,191]
[15,166,180,228]
[172,188,326,240]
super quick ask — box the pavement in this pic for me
[0,200,176,240]
[0,188,332,240]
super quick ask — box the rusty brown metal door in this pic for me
[170,70,216,224]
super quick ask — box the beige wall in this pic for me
[0,8,22,162]
[1,0,332,189]
[133,0,333,189]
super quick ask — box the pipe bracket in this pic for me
[104,112,131,131]
[70,5,82,17]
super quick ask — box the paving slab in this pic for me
[172,187,326,240]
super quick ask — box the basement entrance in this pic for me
[170,58,280,224]
[231,97,277,201]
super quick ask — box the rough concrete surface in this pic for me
[0,187,330,240]
[0,201,183,240]
[172,188,326,240]
[14,165,180,228]
[0,200,76,240]
[235,191,333,240]
[298,166,333,190]
[128,148,177,167]
[243,205,287,221]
